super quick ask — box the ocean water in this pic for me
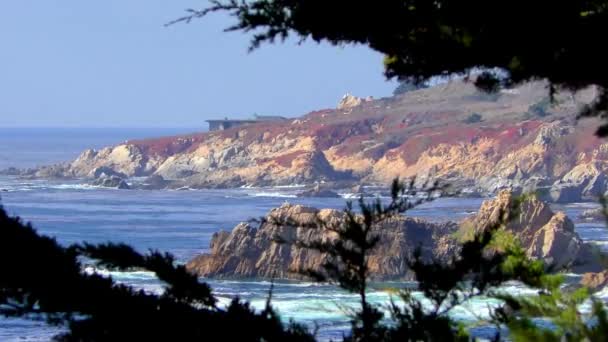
[0,127,203,170]
[0,128,607,341]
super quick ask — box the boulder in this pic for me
[549,182,584,203]
[91,175,130,189]
[297,185,341,198]
[462,190,600,272]
[141,174,171,189]
[92,166,127,179]
[547,163,608,203]
[581,270,608,292]
[337,93,363,110]
[533,122,573,147]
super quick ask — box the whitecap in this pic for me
[50,183,98,190]
[248,192,297,198]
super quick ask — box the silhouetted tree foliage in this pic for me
[0,207,313,341]
[171,0,608,135]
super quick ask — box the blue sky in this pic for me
[0,1,397,128]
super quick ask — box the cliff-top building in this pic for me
[206,114,287,131]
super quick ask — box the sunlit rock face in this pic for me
[461,190,599,272]
[20,81,608,197]
[186,203,458,281]
[186,192,601,280]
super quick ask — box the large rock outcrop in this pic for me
[11,81,608,197]
[581,270,608,291]
[186,204,457,280]
[187,191,602,280]
[461,190,600,272]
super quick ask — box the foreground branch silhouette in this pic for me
[0,207,313,341]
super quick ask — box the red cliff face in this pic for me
[41,80,608,198]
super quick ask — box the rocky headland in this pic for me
[5,81,608,202]
[186,190,602,281]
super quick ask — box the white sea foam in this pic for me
[248,192,297,198]
[272,184,307,189]
[50,183,98,190]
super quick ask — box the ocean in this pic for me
[0,128,606,341]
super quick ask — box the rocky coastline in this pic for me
[2,81,607,202]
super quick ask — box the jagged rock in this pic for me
[581,270,608,291]
[533,122,573,147]
[337,93,363,110]
[547,163,608,203]
[91,175,130,189]
[71,145,154,178]
[92,166,127,179]
[188,191,601,280]
[462,190,600,272]
[187,203,458,280]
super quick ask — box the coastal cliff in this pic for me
[13,81,608,200]
[186,191,601,280]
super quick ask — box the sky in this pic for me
[0,1,397,128]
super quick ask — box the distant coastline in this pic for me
[4,81,607,203]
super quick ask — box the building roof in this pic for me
[205,115,288,123]
[205,119,257,123]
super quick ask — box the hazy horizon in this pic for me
[0,1,397,128]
